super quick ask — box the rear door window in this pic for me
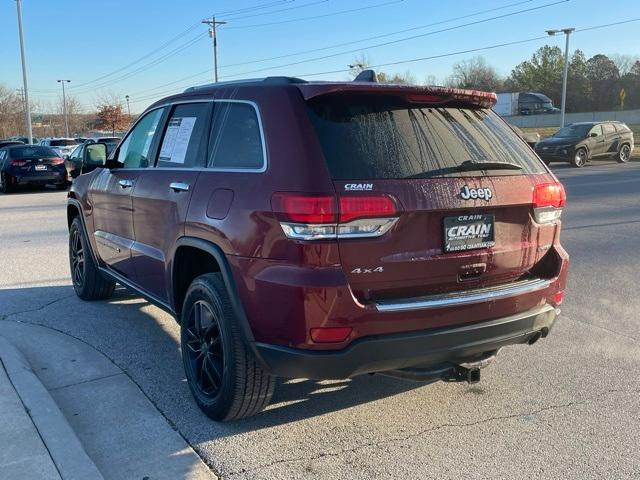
[157,103,210,168]
[603,123,616,135]
[207,101,265,170]
[308,94,544,179]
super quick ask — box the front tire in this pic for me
[69,217,115,300]
[617,144,631,163]
[181,273,275,421]
[571,148,587,168]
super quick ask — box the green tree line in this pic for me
[448,46,640,112]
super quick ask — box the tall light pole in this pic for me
[57,79,71,137]
[15,0,33,144]
[202,17,227,82]
[125,95,131,116]
[546,28,575,128]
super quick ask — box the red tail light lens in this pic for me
[310,327,352,343]
[533,183,566,208]
[50,157,64,165]
[339,195,397,222]
[11,160,27,167]
[271,193,337,223]
[553,290,564,306]
[272,193,400,240]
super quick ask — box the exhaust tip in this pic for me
[528,330,543,345]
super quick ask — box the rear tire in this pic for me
[571,148,587,168]
[69,217,115,300]
[180,273,275,421]
[0,172,13,193]
[617,143,631,163]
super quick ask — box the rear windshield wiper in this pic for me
[406,160,522,179]
[458,159,523,171]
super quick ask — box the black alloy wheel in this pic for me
[183,300,225,398]
[70,227,85,288]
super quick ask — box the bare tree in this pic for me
[609,54,640,76]
[447,56,504,91]
[0,84,24,138]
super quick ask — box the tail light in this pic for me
[50,157,64,165]
[11,160,27,167]
[272,193,400,240]
[533,182,566,223]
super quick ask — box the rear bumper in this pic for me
[11,170,66,185]
[255,305,559,379]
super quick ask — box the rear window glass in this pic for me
[10,146,58,159]
[308,95,544,179]
[50,139,77,147]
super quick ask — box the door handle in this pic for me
[118,179,134,189]
[169,182,190,192]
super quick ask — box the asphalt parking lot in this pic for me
[1,159,639,479]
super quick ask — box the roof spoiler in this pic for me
[353,69,378,83]
[298,84,498,108]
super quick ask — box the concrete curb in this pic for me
[0,336,104,480]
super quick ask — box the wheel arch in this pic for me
[171,237,256,345]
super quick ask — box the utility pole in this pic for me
[546,28,575,128]
[15,0,33,144]
[125,95,131,116]
[202,16,227,82]
[57,79,71,137]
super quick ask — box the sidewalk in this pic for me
[0,320,214,480]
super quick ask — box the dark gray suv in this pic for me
[535,121,634,167]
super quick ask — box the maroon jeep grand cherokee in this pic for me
[67,76,568,421]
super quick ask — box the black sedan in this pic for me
[0,145,68,193]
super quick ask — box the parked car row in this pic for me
[0,135,121,192]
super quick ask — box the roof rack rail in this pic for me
[184,76,307,93]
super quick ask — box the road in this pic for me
[1,159,639,479]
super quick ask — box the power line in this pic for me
[224,0,405,29]
[223,0,329,21]
[122,0,539,99]
[127,17,640,107]
[217,0,538,69]
[220,0,568,79]
[213,0,293,17]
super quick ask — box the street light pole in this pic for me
[546,28,575,128]
[125,95,131,116]
[202,16,227,82]
[15,0,33,144]
[57,79,71,137]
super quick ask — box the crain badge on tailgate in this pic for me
[345,183,373,191]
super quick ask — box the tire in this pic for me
[181,273,275,421]
[69,217,115,300]
[0,172,13,194]
[571,148,587,168]
[617,143,631,163]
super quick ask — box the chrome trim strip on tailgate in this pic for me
[374,278,552,312]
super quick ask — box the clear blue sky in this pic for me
[1,0,638,114]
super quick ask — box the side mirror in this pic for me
[63,154,70,160]
[589,132,598,138]
[81,143,108,175]
[83,143,107,167]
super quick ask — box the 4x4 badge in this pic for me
[460,185,493,201]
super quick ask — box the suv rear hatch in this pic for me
[301,85,564,304]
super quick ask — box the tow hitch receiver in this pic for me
[442,365,481,384]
